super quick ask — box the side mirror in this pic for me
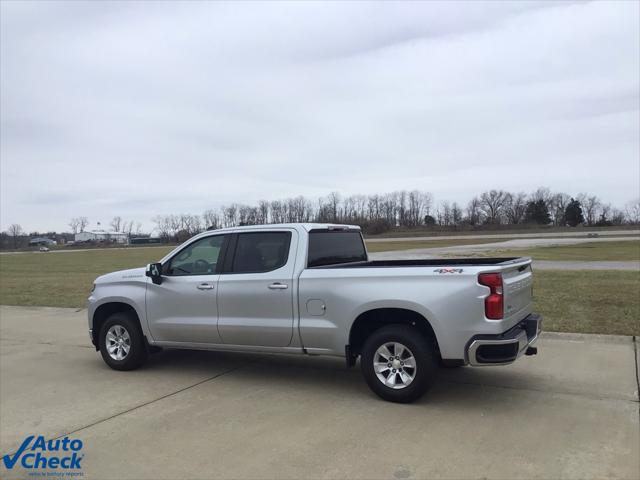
[145,263,163,285]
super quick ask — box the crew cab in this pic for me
[88,223,541,403]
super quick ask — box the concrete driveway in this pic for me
[1,306,638,479]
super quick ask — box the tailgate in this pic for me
[500,259,534,320]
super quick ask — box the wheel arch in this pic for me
[91,301,143,350]
[347,307,441,366]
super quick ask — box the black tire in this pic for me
[99,312,148,371]
[360,324,437,403]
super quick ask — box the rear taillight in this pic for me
[478,273,503,320]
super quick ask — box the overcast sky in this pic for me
[1,0,639,232]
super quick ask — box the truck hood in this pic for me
[95,267,146,284]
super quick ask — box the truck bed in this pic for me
[312,257,525,269]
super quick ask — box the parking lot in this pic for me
[1,305,638,479]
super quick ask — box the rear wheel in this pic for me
[360,325,437,403]
[99,312,148,371]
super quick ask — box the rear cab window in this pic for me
[307,229,367,267]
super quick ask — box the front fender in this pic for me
[87,284,149,340]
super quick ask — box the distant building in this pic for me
[28,237,56,246]
[75,230,128,244]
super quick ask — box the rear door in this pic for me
[217,230,297,347]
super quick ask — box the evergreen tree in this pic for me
[524,199,551,225]
[423,214,436,226]
[564,198,585,227]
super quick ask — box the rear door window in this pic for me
[230,232,291,273]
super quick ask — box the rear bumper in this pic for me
[466,313,542,366]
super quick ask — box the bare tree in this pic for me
[609,209,625,226]
[466,197,482,225]
[577,194,601,226]
[152,215,171,241]
[326,192,340,222]
[270,200,286,224]
[504,192,527,225]
[625,198,640,224]
[123,220,135,238]
[352,194,367,221]
[367,195,381,221]
[202,209,220,229]
[257,201,270,224]
[78,216,89,232]
[168,214,181,235]
[238,205,258,225]
[550,193,571,226]
[222,204,239,227]
[287,196,311,223]
[596,203,612,225]
[407,191,431,227]
[185,214,202,234]
[451,202,462,225]
[479,190,507,224]
[437,201,452,226]
[8,224,23,249]
[396,191,408,226]
[380,192,399,225]
[110,216,122,232]
[68,218,80,234]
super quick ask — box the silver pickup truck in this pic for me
[88,223,541,403]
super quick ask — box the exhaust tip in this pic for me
[525,346,538,356]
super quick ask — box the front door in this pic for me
[146,234,227,344]
[217,230,296,347]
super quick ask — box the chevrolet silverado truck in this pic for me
[88,223,541,403]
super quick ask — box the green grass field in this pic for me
[533,270,639,336]
[0,247,171,308]
[1,242,638,335]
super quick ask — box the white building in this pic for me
[75,230,128,244]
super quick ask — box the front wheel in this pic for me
[360,325,437,403]
[99,312,148,371]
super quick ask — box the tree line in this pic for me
[151,188,639,241]
[2,188,639,249]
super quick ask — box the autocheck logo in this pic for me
[2,435,84,471]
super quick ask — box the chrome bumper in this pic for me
[467,314,542,366]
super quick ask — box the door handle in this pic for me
[268,283,288,290]
[197,283,214,290]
